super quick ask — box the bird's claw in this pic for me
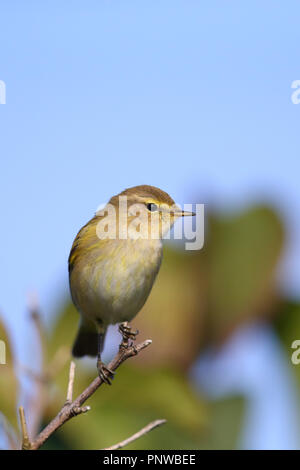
[119,322,139,339]
[119,322,139,349]
[97,360,115,385]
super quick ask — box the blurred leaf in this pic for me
[205,206,284,342]
[44,302,77,398]
[47,301,77,362]
[134,246,205,369]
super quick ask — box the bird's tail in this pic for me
[72,323,106,358]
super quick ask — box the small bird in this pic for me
[68,185,194,383]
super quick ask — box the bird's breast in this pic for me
[71,238,162,325]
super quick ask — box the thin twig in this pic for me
[66,361,76,404]
[29,338,152,450]
[103,419,167,450]
[18,406,32,450]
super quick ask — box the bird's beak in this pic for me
[171,204,195,217]
[180,210,196,217]
[161,204,196,217]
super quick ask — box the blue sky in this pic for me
[0,1,300,361]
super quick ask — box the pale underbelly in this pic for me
[71,240,162,326]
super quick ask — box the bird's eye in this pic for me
[147,203,158,212]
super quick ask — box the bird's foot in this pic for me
[119,322,139,349]
[97,359,115,385]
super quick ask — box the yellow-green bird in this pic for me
[69,185,194,383]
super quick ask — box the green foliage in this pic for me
[205,206,284,340]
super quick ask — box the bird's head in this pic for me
[105,185,195,240]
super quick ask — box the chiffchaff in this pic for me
[69,185,194,383]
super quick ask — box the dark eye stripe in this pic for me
[147,203,158,212]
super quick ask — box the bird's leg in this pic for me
[119,321,139,350]
[97,334,114,385]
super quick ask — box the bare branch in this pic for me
[29,337,152,450]
[18,406,32,450]
[103,419,167,450]
[66,361,76,404]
